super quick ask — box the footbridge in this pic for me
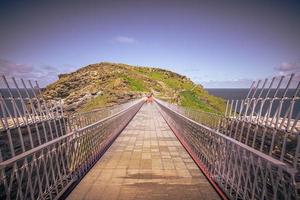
[0,74,299,200]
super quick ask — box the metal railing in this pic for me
[0,76,67,162]
[156,100,223,130]
[2,72,299,200]
[67,99,141,130]
[0,98,144,200]
[0,76,145,200]
[0,76,65,129]
[219,74,300,171]
[156,98,297,200]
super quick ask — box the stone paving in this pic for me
[67,103,220,200]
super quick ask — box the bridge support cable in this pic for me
[155,98,297,200]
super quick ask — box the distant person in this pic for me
[146,93,153,104]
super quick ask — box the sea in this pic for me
[0,88,37,117]
[206,88,300,119]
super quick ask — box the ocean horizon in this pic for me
[207,88,300,119]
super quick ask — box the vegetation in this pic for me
[123,76,148,92]
[80,94,108,112]
[44,62,226,113]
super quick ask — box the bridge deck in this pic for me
[67,103,220,200]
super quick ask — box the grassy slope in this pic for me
[44,62,226,113]
[80,94,108,112]
[133,67,225,114]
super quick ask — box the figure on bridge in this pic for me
[146,93,153,103]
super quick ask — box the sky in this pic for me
[0,0,300,88]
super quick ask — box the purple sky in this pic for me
[0,0,300,88]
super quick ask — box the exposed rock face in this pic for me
[44,62,225,113]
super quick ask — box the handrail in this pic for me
[0,99,144,169]
[67,99,141,131]
[0,98,144,200]
[74,99,143,132]
[155,99,290,169]
[155,98,298,200]
[155,98,223,130]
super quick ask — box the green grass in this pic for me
[135,68,192,90]
[123,76,148,92]
[135,68,164,80]
[163,78,182,90]
[149,71,164,80]
[179,90,217,113]
[80,94,108,112]
[135,67,226,114]
[182,82,194,90]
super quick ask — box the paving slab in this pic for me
[67,103,220,200]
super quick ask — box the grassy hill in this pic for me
[44,62,226,113]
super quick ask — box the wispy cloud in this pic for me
[0,59,34,75]
[273,61,300,85]
[112,36,137,44]
[0,59,77,87]
[275,61,300,74]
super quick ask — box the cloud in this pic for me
[273,61,300,85]
[0,59,77,87]
[276,62,299,71]
[0,59,34,75]
[112,36,137,44]
[275,61,300,74]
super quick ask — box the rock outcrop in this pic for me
[44,62,225,113]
